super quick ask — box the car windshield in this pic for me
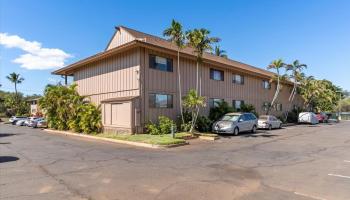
[220,114,240,121]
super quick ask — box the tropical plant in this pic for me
[6,73,24,100]
[213,45,227,58]
[241,103,259,118]
[285,60,307,102]
[266,59,287,114]
[195,115,212,132]
[145,116,176,135]
[182,89,206,133]
[163,19,186,125]
[39,84,101,133]
[186,28,220,95]
[299,78,342,112]
[208,101,234,121]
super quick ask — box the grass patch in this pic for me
[195,132,218,137]
[174,132,194,139]
[96,133,186,146]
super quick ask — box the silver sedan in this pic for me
[258,115,282,130]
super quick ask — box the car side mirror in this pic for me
[238,118,243,122]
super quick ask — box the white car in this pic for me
[258,115,282,130]
[212,112,258,135]
[298,112,319,125]
[15,118,28,126]
[24,117,39,126]
[9,116,27,124]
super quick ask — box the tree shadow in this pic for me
[0,133,18,138]
[0,142,11,145]
[0,156,19,163]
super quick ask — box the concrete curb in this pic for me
[43,129,188,149]
[198,135,220,141]
[282,123,298,127]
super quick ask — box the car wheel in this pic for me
[279,123,282,129]
[233,127,239,136]
[268,124,272,130]
[251,125,257,133]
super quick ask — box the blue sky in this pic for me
[1,0,349,95]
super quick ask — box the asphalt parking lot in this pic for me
[1,122,350,200]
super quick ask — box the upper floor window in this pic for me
[262,80,271,89]
[209,98,224,108]
[149,55,173,72]
[210,68,224,81]
[233,74,244,85]
[149,93,173,108]
[233,100,245,111]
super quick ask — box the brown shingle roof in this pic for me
[53,25,285,82]
[120,26,276,78]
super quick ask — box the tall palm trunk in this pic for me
[177,50,184,124]
[196,61,199,93]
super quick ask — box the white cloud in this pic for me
[0,33,72,70]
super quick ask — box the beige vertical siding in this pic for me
[106,28,135,50]
[141,48,303,124]
[73,48,140,105]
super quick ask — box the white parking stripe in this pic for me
[328,174,350,179]
[344,160,350,163]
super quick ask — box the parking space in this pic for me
[1,122,350,200]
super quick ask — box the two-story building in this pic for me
[53,26,303,133]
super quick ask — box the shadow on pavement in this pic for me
[0,156,19,163]
[0,142,11,144]
[0,133,18,138]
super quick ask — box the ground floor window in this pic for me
[233,100,244,111]
[209,98,224,108]
[276,103,283,111]
[149,93,173,108]
[262,102,271,111]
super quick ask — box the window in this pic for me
[210,69,224,81]
[233,74,244,85]
[149,93,173,108]
[262,102,271,111]
[149,55,173,72]
[233,100,245,111]
[209,98,224,108]
[262,80,271,89]
[276,103,282,111]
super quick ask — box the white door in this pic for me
[110,102,131,128]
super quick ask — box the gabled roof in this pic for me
[53,25,281,82]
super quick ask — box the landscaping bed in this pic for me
[96,133,187,146]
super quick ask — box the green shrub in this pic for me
[241,103,259,118]
[195,115,212,132]
[176,110,192,132]
[39,84,102,134]
[209,101,235,121]
[146,116,176,135]
[158,116,175,134]
[146,123,161,135]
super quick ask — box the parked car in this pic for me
[32,118,47,128]
[212,112,258,135]
[298,112,319,125]
[9,116,27,124]
[15,118,28,126]
[24,117,38,126]
[315,112,328,123]
[27,117,43,127]
[258,115,282,130]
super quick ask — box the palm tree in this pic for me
[286,60,307,102]
[6,72,24,100]
[163,19,186,124]
[267,59,286,114]
[186,28,220,95]
[213,45,228,58]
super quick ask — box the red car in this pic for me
[316,112,328,123]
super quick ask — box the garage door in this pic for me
[105,102,131,128]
